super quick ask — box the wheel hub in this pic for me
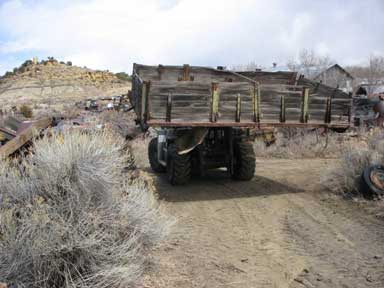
[370,168,384,191]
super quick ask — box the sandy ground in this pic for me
[142,158,384,288]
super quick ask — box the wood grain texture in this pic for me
[0,117,52,158]
[134,64,298,85]
[132,64,351,127]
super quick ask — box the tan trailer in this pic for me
[130,64,351,185]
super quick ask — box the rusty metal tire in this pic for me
[167,144,191,185]
[231,141,255,181]
[360,165,384,198]
[148,138,166,173]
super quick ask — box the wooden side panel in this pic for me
[218,82,254,122]
[238,71,298,85]
[131,64,351,127]
[297,77,351,123]
[134,64,298,85]
[145,80,351,125]
[148,81,211,122]
[130,72,143,122]
[259,85,303,122]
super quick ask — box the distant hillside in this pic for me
[0,57,131,112]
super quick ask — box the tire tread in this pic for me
[232,141,255,181]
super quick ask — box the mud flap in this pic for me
[175,128,209,155]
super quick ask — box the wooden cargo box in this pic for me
[130,64,351,129]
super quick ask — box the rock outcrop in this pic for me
[0,58,131,112]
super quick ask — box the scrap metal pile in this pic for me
[75,93,133,112]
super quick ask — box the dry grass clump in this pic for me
[130,136,152,169]
[322,129,384,197]
[0,130,171,287]
[254,128,346,159]
[98,111,139,139]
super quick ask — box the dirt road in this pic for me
[142,158,384,288]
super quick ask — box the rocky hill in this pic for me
[0,57,131,113]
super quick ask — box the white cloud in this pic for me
[315,42,331,57]
[0,0,383,74]
[0,39,39,54]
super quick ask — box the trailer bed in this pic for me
[130,64,351,129]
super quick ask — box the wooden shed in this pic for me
[313,64,354,93]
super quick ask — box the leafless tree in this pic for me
[346,55,384,91]
[368,55,384,85]
[287,49,333,78]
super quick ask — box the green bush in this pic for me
[3,71,14,78]
[115,72,132,81]
[19,104,33,118]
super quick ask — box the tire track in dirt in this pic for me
[283,193,384,287]
[142,158,384,288]
[215,180,307,287]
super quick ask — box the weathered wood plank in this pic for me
[135,64,298,85]
[0,117,52,159]
[133,64,351,128]
[146,120,350,128]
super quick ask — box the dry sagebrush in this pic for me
[0,130,171,287]
[254,128,347,159]
[322,129,384,197]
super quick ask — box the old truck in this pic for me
[130,64,351,185]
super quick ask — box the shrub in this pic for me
[254,128,346,159]
[19,104,33,118]
[3,71,14,78]
[98,110,138,139]
[0,130,171,287]
[131,135,152,169]
[115,72,132,82]
[322,129,384,197]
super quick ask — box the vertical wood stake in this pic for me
[253,84,261,122]
[144,81,151,121]
[236,93,241,122]
[166,92,172,122]
[348,92,352,123]
[325,96,332,123]
[211,83,220,122]
[140,81,147,123]
[183,64,190,81]
[157,64,164,80]
[280,95,286,123]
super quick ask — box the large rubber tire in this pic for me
[167,144,191,185]
[360,165,384,198]
[148,138,166,173]
[232,141,256,181]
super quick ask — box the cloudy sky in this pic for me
[0,0,383,75]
